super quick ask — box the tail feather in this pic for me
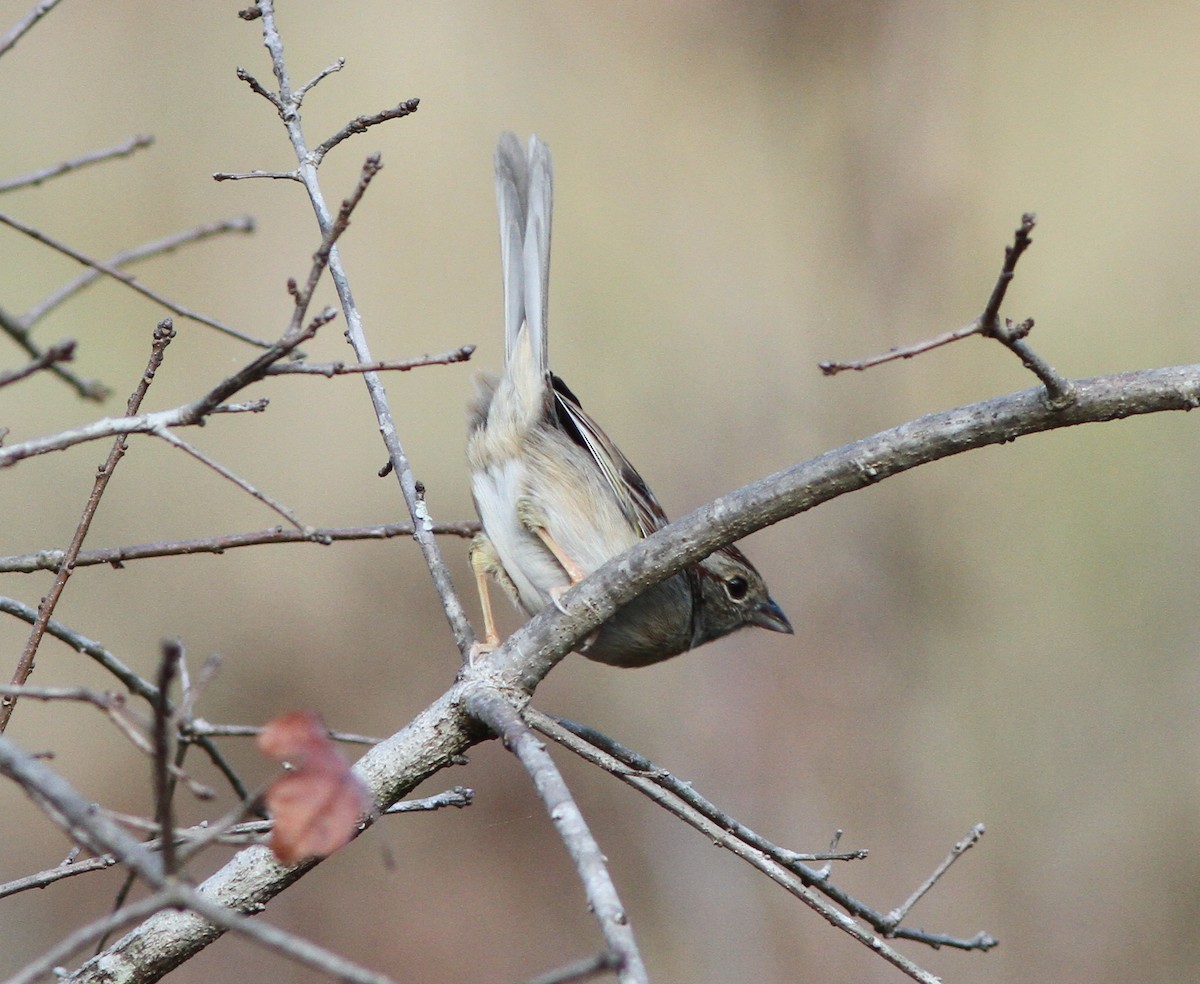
[523,135,553,377]
[494,132,529,365]
[494,132,553,376]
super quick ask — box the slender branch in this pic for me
[6,893,170,984]
[0,520,478,573]
[0,304,108,400]
[0,338,75,389]
[22,215,255,327]
[538,713,867,864]
[0,0,66,59]
[294,57,344,103]
[0,210,273,348]
[884,824,987,931]
[0,596,159,702]
[151,426,308,532]
[153,643,183,876]
[313,98,421,164]
[524,951,623,984]
[1,734,400,984]
[820,213,1073,404]
[465,686,645,984]
[0,854,118,900]
[0,393,268,467]
[1,321,174,732]
[264,343,475,376]
[0,134,154,194]
[212,168,299,182]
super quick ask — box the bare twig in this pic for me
[383,786,474,813]
[23,215,255,326]
[0,595,159,702]
[820,213,1074,405]
[466,686,645,984]
[294,57,345,103]
[183,719,381,746]
[1,734,400,984]
[0,134,154,194]
[265,343,475,376]
[0,304,108,400]
[212,168,299,182]
[6,893,171,984]
[0,854,118,900]
[151,426,309,532]
[524,951,623,984]
[153,643,183,876]
[0,520,478,573]
[0,0,66,59]
[0,338,75,389]
[884,824,987,932]
[540,714,866,862]
[313,98,421,164]
[0,210,272,348]
[1,321,174,732]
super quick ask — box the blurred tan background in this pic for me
[2,2,1199,982]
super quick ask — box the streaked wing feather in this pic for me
[552,383,669,539]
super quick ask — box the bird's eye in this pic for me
[725,575,749,600]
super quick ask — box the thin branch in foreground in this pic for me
[6,892,171,984]
[0,338,75,389]
[265,343,476,376]
[23,215,256,327]
[1,734,399,984]
[524,950,623,984]
[466,686,644,984]
[0,0,66,59]
[150,426,309,533]
[0,209,273,348]
[153,643,184,877]
[884,823,986,932]
[0,304,109,400]
[312,98,421,164]
[1,320,175,733]
[0,133,154,194]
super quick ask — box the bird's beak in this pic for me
[751,598,793,634]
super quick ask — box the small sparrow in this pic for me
[467,132,791,667]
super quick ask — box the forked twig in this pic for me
[820,213,1075,406]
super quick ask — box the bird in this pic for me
[466,132,791,667]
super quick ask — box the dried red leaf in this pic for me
[257,710,370,865]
